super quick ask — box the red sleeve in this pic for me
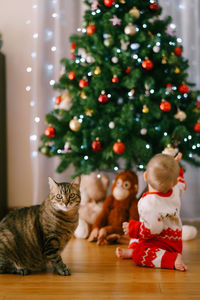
[129,220,161,240]
[179,167,184,178]
[128,219,141,238]
[177,167,186,190]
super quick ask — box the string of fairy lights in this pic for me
[27,0,200,172]
[27,0,59,160]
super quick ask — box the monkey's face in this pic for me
[113,178,131,201]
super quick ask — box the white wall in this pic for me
[0,0,33,207]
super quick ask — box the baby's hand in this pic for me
[175,152,182,162]
[122,222,129,235]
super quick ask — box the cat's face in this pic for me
[48,177,81,212]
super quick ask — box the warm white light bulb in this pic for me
[30,135,37,141]
[26,67,32,72]
[26,86,31,91]
[51,46,56,52]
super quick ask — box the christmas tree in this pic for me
[39,0,200,177]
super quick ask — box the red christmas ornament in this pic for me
[104,0,115,7]
[86,24,96,35]
[92,138,102,151]
[160,100,171,112]
[178,83,189,94]
[98,91,109,104]
[55,96,62,105]
[113,140,125,154]
[149,2,160,11]
[79,78,89,88]
[68,71,75,81]
[142,59,153,70]
[194,121,200,133]
[112,75,119,83]
[196,101,200,108]
[174,47,182,57]
[125,66,131,74]
[71,42,76,50]
[44,126,55,138]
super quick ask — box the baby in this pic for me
[116,152,187,271]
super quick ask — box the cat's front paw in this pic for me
[55,264,71,276]
[16,268,30,276]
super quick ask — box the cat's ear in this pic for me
[48,177,58,191]
[71,176,81,189]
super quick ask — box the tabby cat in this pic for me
[0,177,81,275]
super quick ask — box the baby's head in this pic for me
[144,153,180,193]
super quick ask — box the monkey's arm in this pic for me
[92,195,113,229]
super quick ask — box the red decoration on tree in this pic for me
[71,42,76,60]
[166,83,173,92]
[174,47,182,57]
[86,24,96,35]
[112,75,119,83]
[196,101,200,108]
[166,83,172,88]
[68,71,75,81]
[149,2,160,11]
[178,83,189,94]
[92,138,102,151]
[98,91,109,104]
[79,78,89,88]
[194,121,200,133]
[125,66,131,74]
[104,0,115,7]
[160,100,171,112]
[113,140,125,154]
[44,126,55,138]
[55,96,62,105]
[142,59,153,70]
[71,42,76,50]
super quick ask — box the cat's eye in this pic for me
[56,194,63,199]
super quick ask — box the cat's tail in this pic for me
[182,225,198,241]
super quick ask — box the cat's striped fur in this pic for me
[0,177,81,275]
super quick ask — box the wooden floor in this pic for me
[0,226,200,300]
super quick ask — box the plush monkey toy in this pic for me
[88,170,139,245]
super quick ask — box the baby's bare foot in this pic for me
[116,247,133,259]
[175,253,187,271]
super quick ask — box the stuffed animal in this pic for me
[74,171,109,239]
[182,225,198,241]
[88,170,139,245]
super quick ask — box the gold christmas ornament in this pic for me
[124,23,137,36]
[174,109,187,121]
[174,67,181,74]
[94,66,101,75]
[162,144,178,157]
[193,107,199,113]
[69,117,81,131]
[142,104,149,113]
[119,0,126,3]
[129,7,140,18]
[161,56,167,64]
[80,90,87,99]
[85,109,94,116]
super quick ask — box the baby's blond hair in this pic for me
[146,153,180,193]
